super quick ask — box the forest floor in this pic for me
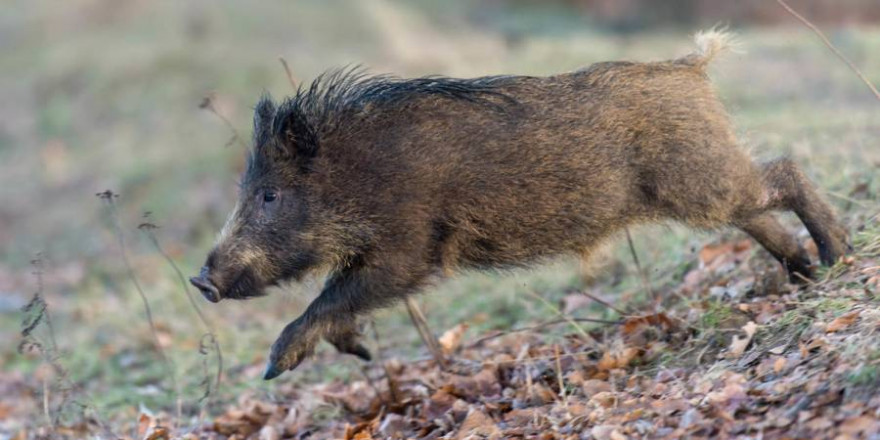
[182,221,880,439]
[5,213,879,439]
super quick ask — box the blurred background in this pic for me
[1,0,878,433]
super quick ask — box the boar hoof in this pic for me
[262,352,308,380]
[262,361,285,381]
[265,319,319,379]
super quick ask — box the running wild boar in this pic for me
[190,30,848,380]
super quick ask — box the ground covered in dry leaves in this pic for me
[3,221,879,439]
[124,221,880,439]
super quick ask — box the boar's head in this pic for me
[190,95,335,302]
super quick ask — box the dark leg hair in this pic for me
[759,158,849,266]
[737,212,812,282]
[263,257,430,379]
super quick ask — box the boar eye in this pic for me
[263,190,278,203]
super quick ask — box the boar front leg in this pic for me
[263,260,429,380]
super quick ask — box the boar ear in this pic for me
[273,101,319,166]
[253,94,276,148]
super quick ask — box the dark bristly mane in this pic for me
[257,67,520,146]
[246,68,522,177]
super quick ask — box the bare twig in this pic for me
[96,191,178,404]
[467,317,621,348]
[482,348,598,366]
[30,256,57,354]
[355,358,380,397]
[370,321,400,405]
[197,334,221,406]
[279,57,298,89]
[26,259,54,430]
[776,0,880,101]
[625,228,657,308]
[524,362,535,403]
[42,377,51,430]
[138,216,223,409]
[523,290,595,344]
[579,289,628,317]
[19,258,54,430]
[825,190,871,208]
[404,297,448,370]
[554,345,568,410]
[199,95,248,150]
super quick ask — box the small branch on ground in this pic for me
[356,358,380,397]
[484,348,597,365]
[578,289,629,317]
[370,321,400,405]
[197,334,221,408]
[404,297,448,371]
[554,345,568,410]
[524,290,597,344]
[776,0,880,101]
[467,317,621,348]
[279,57,298,90]
[625,228,658,309]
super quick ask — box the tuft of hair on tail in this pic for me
[688,27,739,69]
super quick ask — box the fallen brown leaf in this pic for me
[773,357,786,374]
[439,323,469,355]
[728,321,758,357]
[622,312,677,337]
[598,345,639,371]
[827,310,860,333]
[137,413,155,439]
[839,415,880,436]
[144,426,170,440]
[590,391,617,408]
[456,408,501,440]
[699,239,751,267]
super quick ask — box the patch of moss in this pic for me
[815,298,852,315]
[847,365,880,387]
[701,300,733,329]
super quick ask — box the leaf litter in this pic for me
[7,223,880,439]
[158,225,879,440]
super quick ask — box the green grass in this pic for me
[700,300,735,330]
[848,365,880,387]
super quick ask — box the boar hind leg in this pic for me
[264,260,429,379]
[736,213,812,282]
[759,158,849,266]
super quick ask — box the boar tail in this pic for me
[684,28,739,70]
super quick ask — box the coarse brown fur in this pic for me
[189,31,849,379]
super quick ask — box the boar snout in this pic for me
[190,267,221,303]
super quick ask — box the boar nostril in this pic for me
[189,274,221,303]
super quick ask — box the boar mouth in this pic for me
[222,267,268,300]
[190,267,266,302]
[190,275,221,303]
[191,252,317,303]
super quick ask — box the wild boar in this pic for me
[190,30,848,380]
